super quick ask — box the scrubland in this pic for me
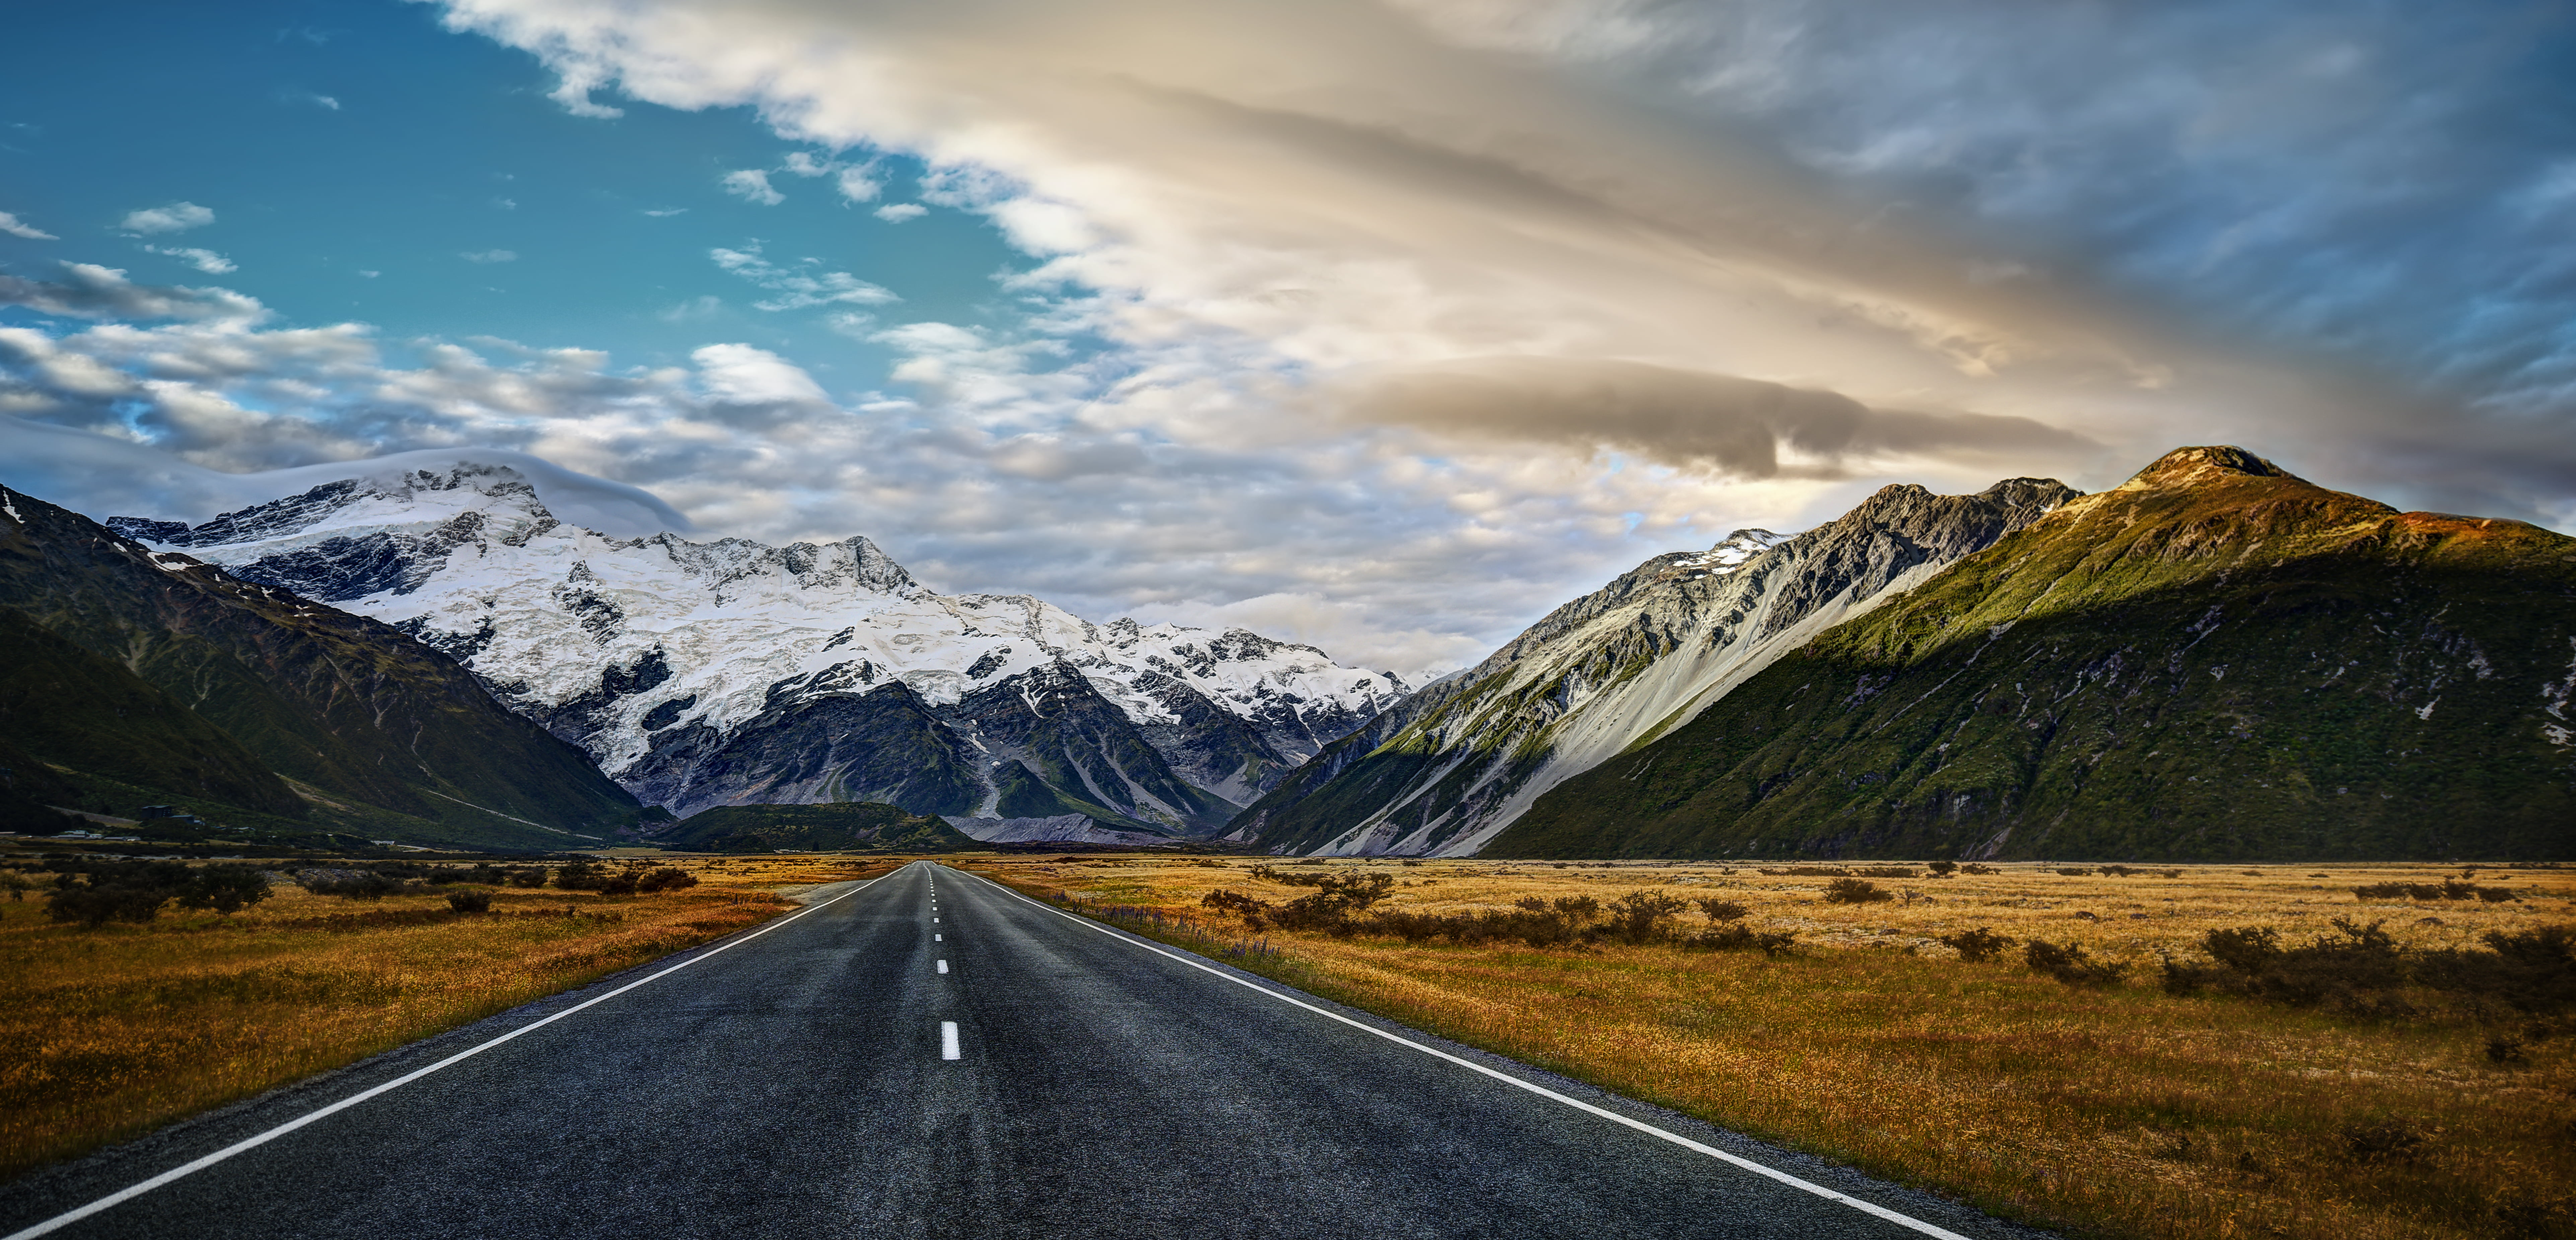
[0,852,891,1178]
[961,855,2576,1240]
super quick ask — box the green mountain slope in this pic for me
[664,801,981,852]
[0,484,645,847]
[1491,447,2576,861]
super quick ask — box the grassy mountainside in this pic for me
[1492,447,2576,860]
[665,801,981,852]
[0,485,644,847]
[0,608,303,815]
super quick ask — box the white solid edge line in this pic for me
[940,1021,962,1060]
[4,877,881,1240]
[947,866,1974,1240]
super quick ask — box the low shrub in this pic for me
[1695,898,1749,923]
[1822,878,1894,904]
[1961,863,1999,875]
[2353,879,2520,903]
[2027,939,2125,986]
[507,867,550,888]
[552,862,607,891]
[445,888,492,914]
[1686,923,1797,955]
[41,861,274,926]
[1926,861,1957,877]
[636,867,698,893]
[1605,888,1691,943]
[1940,927,2014,963]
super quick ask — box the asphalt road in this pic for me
[1,863,2039,1239]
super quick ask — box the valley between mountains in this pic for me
[4,444,2569,860]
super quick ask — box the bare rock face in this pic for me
[1229,476,2081,857]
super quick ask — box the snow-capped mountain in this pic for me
[1228,477,2081,857]
[110,465,1409,835]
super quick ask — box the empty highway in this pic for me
[0,863,2034,1239]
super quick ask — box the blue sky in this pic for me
[0,0,1028,387]
[4,0,2573,673]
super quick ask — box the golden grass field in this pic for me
[0,853,893,1179]
[957,855,2576,1240]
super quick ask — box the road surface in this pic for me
[0,863,2037,1239]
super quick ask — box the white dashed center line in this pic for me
[940,1021,961,1061]
[936,959,949,974]
[934,934,941,942]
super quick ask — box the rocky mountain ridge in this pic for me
[114,465,1409,836]
[1228,476,2080,856]
[1491,446,2576,860]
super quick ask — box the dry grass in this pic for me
[960,856,2576,1240]
[0,852,900,1179]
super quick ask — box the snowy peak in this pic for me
[111,467,1405,830]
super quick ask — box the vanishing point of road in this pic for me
[0,863,2039,1239]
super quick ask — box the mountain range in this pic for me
[31,443,2570,861]
[111,465,1408,843]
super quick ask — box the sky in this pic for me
[4,0,2573,675]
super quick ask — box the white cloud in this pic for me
[780,151,833,177]
[281,89,341,110]
[836,167,883,202]
[642,207,688,217]
[460,249,518,263]
[710,243,898,311]
[873,203,926,222]
[117,202,215,235]
[492,197,518,210]
[721,169,785,205]
[357,269,381,278]
[145,246,237,275]
[692,343,833,405]
[0,211,56,241]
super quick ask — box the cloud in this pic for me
[0,262,265,322]
[1346,358,2099,479]
[117,202,215,235]
[15,0,2569,677]
[837,167,883,202]
[710,243,898,311]
[280,89,341,110]
[0,211,56,241]
[873,203,926,222]
[460,249,517,263]
[642,207,688,217]
[720,169,784,205]
[692,343,833,405]
[144,246,237,275]
[0,423,689,539]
